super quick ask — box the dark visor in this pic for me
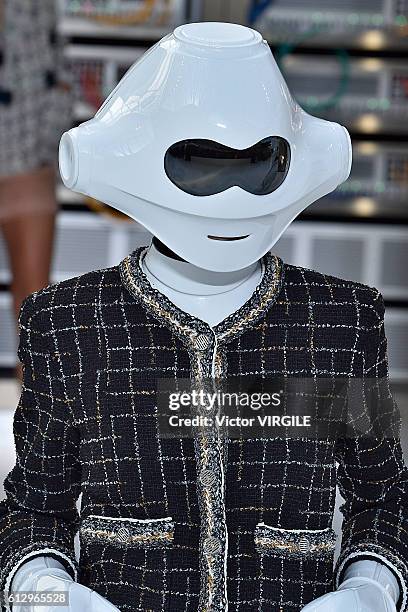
[164,136,291,197]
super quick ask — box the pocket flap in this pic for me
[254,523,336,558]
[80,515,174,548]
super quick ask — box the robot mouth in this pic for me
[207,234,250,241]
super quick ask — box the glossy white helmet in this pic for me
[59,21,352,272]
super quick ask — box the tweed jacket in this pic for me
[1,246,408,612]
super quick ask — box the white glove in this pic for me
[10,556,121,612]
[301,560,399,612]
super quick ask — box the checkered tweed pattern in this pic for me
[0,0,72,177]
[0,246,407,612]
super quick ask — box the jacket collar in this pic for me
[119,245,284,347]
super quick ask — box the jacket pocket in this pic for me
[79,514,174,549]
[254,522,337,559]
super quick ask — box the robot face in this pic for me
[59,22,352,272]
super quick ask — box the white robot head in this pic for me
[59,22,352,272]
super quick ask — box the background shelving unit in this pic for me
[254,0,408,50]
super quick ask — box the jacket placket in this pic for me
[189,331,229,612]
[119,246,283,612]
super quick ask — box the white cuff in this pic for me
[336,548,406,611]
[3,548,77,612]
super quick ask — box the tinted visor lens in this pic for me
[164,136,291,196]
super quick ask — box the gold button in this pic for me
[195,334,210,350]
[199,469,217,488]
[117,527,130,542]
[299,537,310,553]
[203,536,222,555]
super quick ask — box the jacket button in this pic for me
[195,334,210,350]
[203,536,222,555]
[199,469,217,488]
[117,527,130,542]
[299,537,310,553]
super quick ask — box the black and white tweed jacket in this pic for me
[1,246,408,612]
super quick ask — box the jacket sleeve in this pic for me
[0,293,81,599]
[334,289,408,611]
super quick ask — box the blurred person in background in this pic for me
[0,0,71,380]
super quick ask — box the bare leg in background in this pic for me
[0,166,57,380]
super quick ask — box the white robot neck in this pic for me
[140,239,262,327]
